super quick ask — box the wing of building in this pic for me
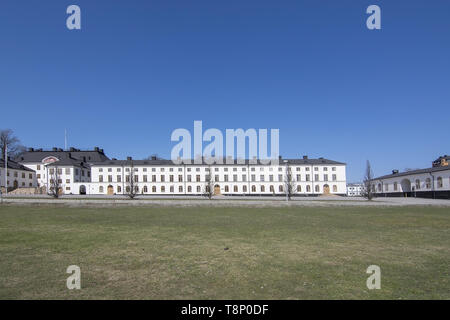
[371,155,450,199]
[0,158,37,192]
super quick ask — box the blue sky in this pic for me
[0,0,449,182]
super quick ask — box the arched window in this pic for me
[135,186,139,193]
[170,186,174,193]
[394,182,398,191]
[415,179,420,190]
[197,186,201,193]
[187,186,192,192]
[234,185,238,192]
[179,186,183,192]
[437,177,443,188]
[260,185,265,192]
[161,186,165,192]
[225,185,229,192]
[270,185,274,192]
[425,178,431,189]
[143,186,148,193]
[99,186,104,193]
[126,186,130,192]
[252,185,256,192]
[243,185,247,192]
[315,185,320,192]
[297,185,301,192]
[333,185,337,192]
[152,186,156,192]
[306,185,311,192]
[377,184,382,192]
[279,185,283,192]
[117,186,121,193]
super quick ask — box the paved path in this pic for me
[1,196,449,207]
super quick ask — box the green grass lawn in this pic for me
[0,204,448,299]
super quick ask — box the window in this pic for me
[161,186,165,192]
[196,175,201,182]
[251,175,256,182]
[117,186,122,193]
[278,174,283,181]
[215,175,219,182]
[178,175,183,182]
[117,175,121,182]
[99,186,104,193]
[394,182,398,191]
[99,175,103,182]
[65,168,70,174]
[187,175,192,182]
[242,175,247,182]
[324,174,328,181]
[332,174,337,181]
[261,185,265,192]
[170,175,174,182]
[279,185,283,192]
[297,185,301,192]
[224,175,229,182]
[415,179,420,190]
[37,165,41,170]
[152,175,156,182]
[324,167,328,171]
[188,186,192,192]
[314,174,319,181]
[243,185,247,192]
[296,167,301,171]
[385,184,389,191]
[197,186,201,192]
[134,175,138,182]
[234,185,238,192]
[377,184,382,191]
[269,175,274,182]
[296,174,301,181]
[108,175,112,182]
[143,186,148,193]
[306,174,310,181]
[99,168,103,172]
[37,174,41,179]
[425,178,431,189]
[437,177,443,188]
[315,185,320,192]
[251,185,256,192]
[260,175,265,182]
[270,185,274,192]
[233,174,237,182]
[179,186,183,192]
[66,179,70,183]
[332,167,336,171]
[161,175,165,182]
[306,185,311,192]
[152,186,156,193]
[170,186,174,193]
[333,185,337,192]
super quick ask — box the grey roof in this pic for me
[90,157,346,166]
[0,159,35,172]
[15,149,109,164]
[374,166,450,180]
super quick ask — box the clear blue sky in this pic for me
[1,0,449,182]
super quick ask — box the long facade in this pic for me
[371,155,450,199]
[16,148,347,196]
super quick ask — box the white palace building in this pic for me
[15,147,347,196]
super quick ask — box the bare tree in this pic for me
[125,160,137,199]
[362,160,374,200]
[0,129,25,160]
[284,163,297,200]
[48,166,61,198]
[203,166,215,199]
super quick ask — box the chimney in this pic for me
[100,149,104,154]
[52,147,57,151]
[127,156,132,161]
[112,158,117,161]
[28,147,34,152]
[303,155,308,160]
[70,147,76,152]
[392,169,399,174]
[94,147,99,152]
[151,155,157,160]
[58,148,63,152]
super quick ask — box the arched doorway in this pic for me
[79,185,86,195]
[58,187,63,195]
[107,185,114,195]
[323,184,330,195]
[214,184,221,195]
[401,179,411,197]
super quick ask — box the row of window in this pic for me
[0,171,33,179]
[98,184,339,194]
[97,166,338,173]
[374,176,447,192]
[97,173,339,183]
[47,168,89,177]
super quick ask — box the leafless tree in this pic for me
[362,160,374,200]
[203,166,215,199]
[125,160,137,199]
[48,166,61,198]
[284,163,297,200]
[0,129,25,160]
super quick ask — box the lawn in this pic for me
[0,204,448,299]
